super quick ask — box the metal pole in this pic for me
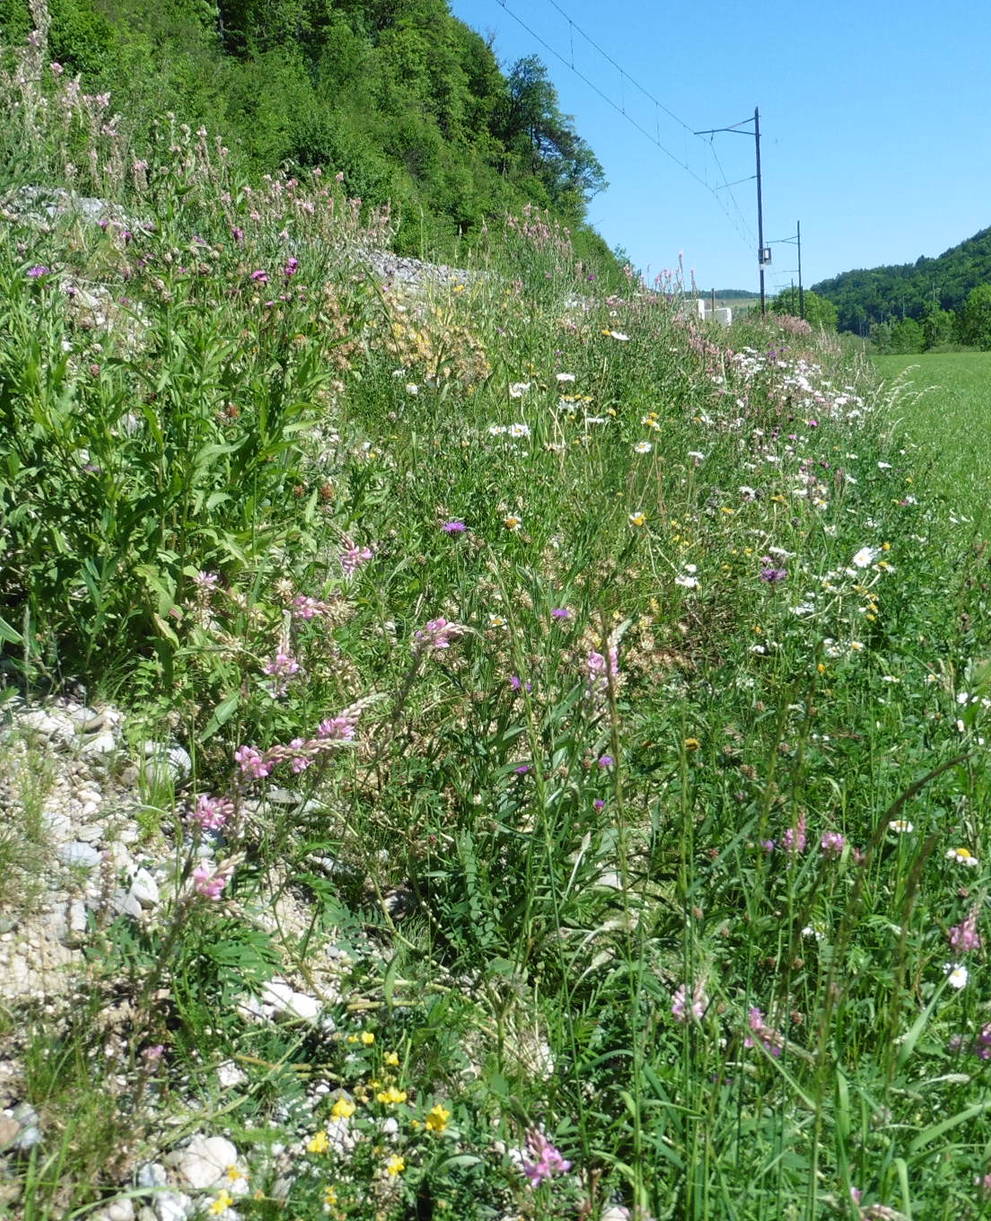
[797,220,804,320]
[754,107,765,316]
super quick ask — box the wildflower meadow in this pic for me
[4,17,991,1221]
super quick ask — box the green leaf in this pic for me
[0,615,23,645]
[201,693,239,741]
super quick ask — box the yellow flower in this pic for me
[308,1130,330,1154]
[628,511,646,527]
[331,1097,357,1119]
[425,1104,451,1132]
[226,1165,246,1183]
[683,738,700,752]
[209,1191,235,1216]
[385,1155,406,1177]
[360,1031,375,1045]
[376,1086,408,1105]
[324,1185,338,1207]
[384,1051,400,1067]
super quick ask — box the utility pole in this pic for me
[768,221,804,318]
[695,107,769,315]
[754,107,766,316]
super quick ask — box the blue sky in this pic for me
[449,0,991,294]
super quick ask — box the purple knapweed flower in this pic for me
[759,567,788,583]
[283,257,299,276]
[441,520,467,533]
[27,265,50,278]
[551,607,572,619]
[597,754,615,768]
[250,269,269,283]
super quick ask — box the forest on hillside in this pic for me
[812,225,991,335]
[0,0,620,265]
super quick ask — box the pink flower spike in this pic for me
[193,862,230,900]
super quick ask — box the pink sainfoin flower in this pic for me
[263,651,301,694]
[287,737,312,773]
[949,908,982,954]
[585,647,619,705]
[521,1128,572,1187]
[250,269,269,283]
[744,1007,785,1057]
[671,981,707,1023]
[317,713,357,740]
[193,862,230,900]
[782,811,807,855]
[820,830,846,857]
[291,593,334,620]
[190,794,233,832]
[283,257,299,276]
[340,539,374,576]
[234,745,273,780]
[414,617,462,651]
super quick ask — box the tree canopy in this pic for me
[0,0,616,261]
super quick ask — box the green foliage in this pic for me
[814,225,991,334]
[769,286,837,329]
[0,0,620,275]
[960,282,991,350]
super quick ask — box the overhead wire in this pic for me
[493,0,756,252]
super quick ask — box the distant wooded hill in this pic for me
[812,227,991,334]
[0,0,621,269]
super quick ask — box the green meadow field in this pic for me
[874,352,991,514]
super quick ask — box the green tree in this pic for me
[770,287,837,329]
[498,55,606,221]
[888,316,924,354]
[961,284,991,350]
[921,303,957,350]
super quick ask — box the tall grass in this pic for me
[4,15,991,1221]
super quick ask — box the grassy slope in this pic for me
[9,26,991,1221]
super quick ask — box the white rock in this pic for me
[259,979,322,1022]
[96,1200,136,1221]
[111,889,143,919]
[57,841,101,868]
[136,1162,168,1189]
[81,730,117,757]
[75,823,104,843]
[129,869,160,908]
[141,742,192,782]
[217,1060,246,1089]
[41,811,72,839]
[19,709,74,742]
[171,1134,239,1190]
[152,1190,193,1221]
[68,900,88,938]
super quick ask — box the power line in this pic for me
[492,0,755,253]
[531,0,758,246]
